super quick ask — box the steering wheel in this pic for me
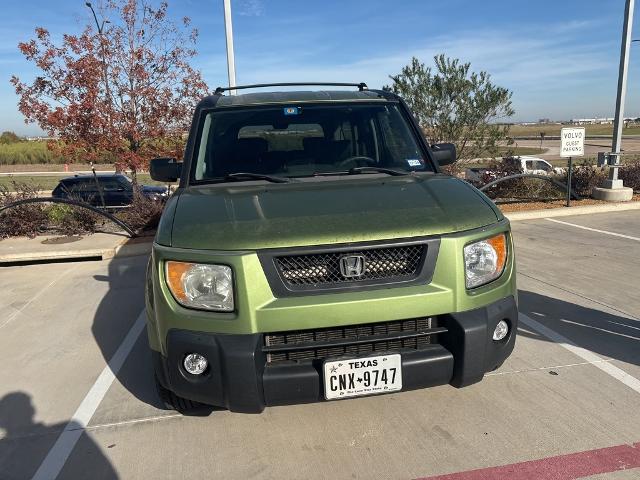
[337,156,377,169]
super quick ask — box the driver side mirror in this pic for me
[431,143,456,166]
[150,157,182,182]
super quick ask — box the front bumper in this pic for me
[153,295,517,413]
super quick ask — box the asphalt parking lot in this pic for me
[1,210,639,480]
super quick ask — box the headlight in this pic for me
[165,261,234,311]
[463,233,508,289]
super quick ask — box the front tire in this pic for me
[154,375,214,416]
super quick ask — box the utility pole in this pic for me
[594,0,635,201]
[223,0,237,94]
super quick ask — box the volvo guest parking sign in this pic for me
[560,127,585,157]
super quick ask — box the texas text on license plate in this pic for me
[323,354,402,400]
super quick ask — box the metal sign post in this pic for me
[561,127,585,207]
[223,0,237,94]
[609,0,635,188]
[566,157,573,207]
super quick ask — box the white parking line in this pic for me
[485,359,616,376]
[560,318,640,341]
[32,310,146,480]
[545,218,640,242]
[609,320,640,332]
[519,313,640,395]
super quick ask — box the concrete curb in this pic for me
[504,200,640,221]
[108,239,153,260]
[0,237,152,265]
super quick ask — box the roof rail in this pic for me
[214,82,368,95]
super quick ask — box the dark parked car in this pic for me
[52,173,168,208]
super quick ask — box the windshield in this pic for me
[192,102,432,181]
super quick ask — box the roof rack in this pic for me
[214,82,368,95]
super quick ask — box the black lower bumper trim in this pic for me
[151,295,518,413]
[262,345,453,407]
[440,295,518,387]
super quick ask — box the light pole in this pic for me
[223,0,237,94]
[85,2,110,208]
[595,0,635,201]
[85,2,111,102]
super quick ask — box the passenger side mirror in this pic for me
[430,143,456,166]
[150,157,182,182]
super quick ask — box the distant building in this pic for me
[570,117,635,125]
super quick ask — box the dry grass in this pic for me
[507,123,640,137]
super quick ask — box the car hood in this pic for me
[141,185,168,194]
[168,175,501,250]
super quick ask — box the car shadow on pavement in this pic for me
[518,290,640,367]
[91,254,166,411]
[0,392,118,480]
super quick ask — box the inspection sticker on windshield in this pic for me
[283,106,301,115]
[407,159,423,167]
[323,354,402,400]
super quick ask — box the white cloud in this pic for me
[237,0,265,17]
[200,19,619,120]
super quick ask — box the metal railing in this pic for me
[0,197,136,237]
[478,173,581,204]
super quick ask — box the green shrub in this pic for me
[471,157,562,201]
[0,131,21,144]
[619,160,640,192]
[1,179,165,238]
[46,204,74,223]
[115,188,165,231]
[560,162,607,197]
[0,182,48,238]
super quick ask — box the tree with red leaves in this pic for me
[11,0,209,174]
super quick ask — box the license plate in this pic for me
[323,354,402,400]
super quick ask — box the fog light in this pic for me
[493,320,509,341]
[183,353,208,375]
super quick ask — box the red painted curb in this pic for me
[417,442,640,480]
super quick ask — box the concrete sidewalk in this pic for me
[0,232,152,264]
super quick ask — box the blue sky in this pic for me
[1,0,640,135]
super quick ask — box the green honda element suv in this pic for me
[146,82,517,414]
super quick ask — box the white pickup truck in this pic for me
[466,156,564,183]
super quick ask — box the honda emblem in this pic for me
[339,255,366,278]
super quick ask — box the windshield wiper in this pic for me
[223,172,289,183]
[347,166,408,176]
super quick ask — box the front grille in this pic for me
[264,317,441,363]
[274,244,425,288]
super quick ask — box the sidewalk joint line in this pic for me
[0,265,79,329]
[72,414,183,432]
[486,359,616,377]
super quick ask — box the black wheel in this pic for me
[490,361,505,372]
[154,375,214,416]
